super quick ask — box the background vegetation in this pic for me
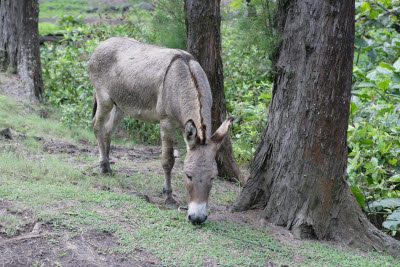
[37,0,400,237]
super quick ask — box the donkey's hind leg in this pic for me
[93,94,114,174]
[104,105,125,158]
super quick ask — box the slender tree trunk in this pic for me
[0,0,44,102]
[184,0,244,184]
[231,0,400,257]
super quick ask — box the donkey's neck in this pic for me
[163,56,212,142]
[178,89,207,143]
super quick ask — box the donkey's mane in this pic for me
[163,53,207,144]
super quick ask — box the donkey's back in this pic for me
[89,37,192,123]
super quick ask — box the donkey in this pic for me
[89,37,233,224]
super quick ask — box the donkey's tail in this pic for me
[92,91,97,119]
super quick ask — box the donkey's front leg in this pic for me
[160,120,177,206]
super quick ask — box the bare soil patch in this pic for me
[0,225,160,266]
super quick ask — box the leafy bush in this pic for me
[222,24,272,165]
[347,0,400,234]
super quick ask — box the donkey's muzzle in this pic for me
[188,214,208,224]
[187,202,208,224]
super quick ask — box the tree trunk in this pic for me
[184,0,244,185]
[0,0,44,102]
[231,0,400,257]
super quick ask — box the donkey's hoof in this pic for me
[165,197,179,209]
[100,162,113,175]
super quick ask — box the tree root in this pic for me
[0,223,53,244]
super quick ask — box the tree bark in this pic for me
[184,0,244,185]
[231,0,400,257]
[0,0,44,102]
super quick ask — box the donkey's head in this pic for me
[183,117,233,224]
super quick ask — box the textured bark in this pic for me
[231,0,400,257]
[184,0,244,184]
[0,0,44,101]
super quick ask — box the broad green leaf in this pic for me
[379,62,395,71]
[360,2,371,12]
[393,58,400,72]
[378,0,392,7]
[383,142,392,153]
[360,139,374,146]
[357,82,376,88]
[355,38,368,47]
[365,198,400,212]
[389,175,400,183]
[366,70,378,80]
[350,186,365,208]
[350,102,358,115]
[371,157,378,167]
[259,94,271,100]
[358,127,367,138]
[382,220,400,231]
[389,159,398,165]
[369,10,379,19]
[376,66,393,75]
[377,138,385,153]
[229,0,244,8]
[382,210,400,231]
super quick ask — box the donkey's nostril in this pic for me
[204,215,208,221]
[188,215,192,221]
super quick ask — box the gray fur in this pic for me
[89,37,232,224]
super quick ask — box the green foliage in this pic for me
[365,198,400,212]
[383,210,400,231]
[365,198,400,232]
[346,0,400,233]
[233,0,281,64]
[222,24,271,165]
[151,0,186,49]
[41,26,97,128]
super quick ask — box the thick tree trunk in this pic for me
[231,0,400,257]
[184,0,244,184]
[0,0,44,101]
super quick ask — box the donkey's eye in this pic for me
[186,174,192,181]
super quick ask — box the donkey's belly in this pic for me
[119,104,160,124]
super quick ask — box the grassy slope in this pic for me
[0,91,399,266]
[39,0,152,19]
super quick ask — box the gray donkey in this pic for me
[89,37,233,224]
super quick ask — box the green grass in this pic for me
[0,95,94,144]
[39,22,62,35]
[39,0,94,19]
[0,93,399,266]
[39,0,153,19]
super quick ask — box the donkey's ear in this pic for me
[210,116,233,150]
[184,120,198,149]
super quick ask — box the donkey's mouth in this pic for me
[187,202,208,224]
[188,214,208,224]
